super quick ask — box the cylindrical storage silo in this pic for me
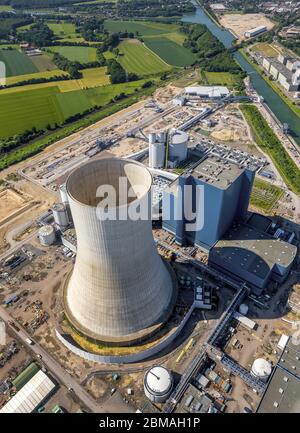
[168,130,188,163]
[38,225,56,246]
[251,358,272,382]
[52,203,69,230]
[149,141,166,169]
[64,158,175,344]
[149,133,156,145]
[144,366,173,403]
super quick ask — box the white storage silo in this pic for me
[149,141,166,169]
[251,358,272,382]
[38,225,56,246]
[144,366,173,403]
[52,203,69,230]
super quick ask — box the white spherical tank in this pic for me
[251,358,272,382]
[144,366,173,403]
[38,225,56,246]
[149,141,166,169]
[52,203,69,230]
[239,304,249,315]
[168,129,188,163]
[64,158,175,344]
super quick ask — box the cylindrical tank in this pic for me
[157,131,166,143]
[64,158,175,344]
[38,225,56,246]
[239,304,249,315]
[149,133,156,145]
[251,358,272,382]
[59,184,69,204]
[52,203,69,230]
[144,366,173,403]
[168,129,188,163]
[149,141,165,169]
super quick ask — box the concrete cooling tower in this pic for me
[64,158,175,345]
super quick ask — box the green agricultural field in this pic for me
[1,67,109,94]
[0,49,38,77]
[29,53,57,72]
[117,40,170,75]
[143,37,195,67]
[5,69,65,86]
[201,71,242,88]
[46,21,78,39]
[0,87,65,138]
[250,178,284,213]
[104,20,180,36]
[0,73,147,138]
[86,79,147,106]
[47,46,98,63]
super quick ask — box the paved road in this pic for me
[0,306,102,413]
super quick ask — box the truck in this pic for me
[25,338,34,345]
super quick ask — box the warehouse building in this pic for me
[245,25,267,38]
[257,338,300,413]
[185,86,230,99]
[0,370,56,413]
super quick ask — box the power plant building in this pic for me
[64,158,176,345]
[162,156,255,250]
[209,222,297,292]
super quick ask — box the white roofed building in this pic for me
[0,370,56,413]
[185,85,230,99]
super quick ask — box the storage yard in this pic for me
[218,14,275,41]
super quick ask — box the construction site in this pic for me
[0,81,299,413]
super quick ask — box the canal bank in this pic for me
[182,1,300,145]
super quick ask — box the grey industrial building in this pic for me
[162,155,297,292]
[162,156,255,251]
[257,338,300,413]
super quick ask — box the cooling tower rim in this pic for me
[66,157,153,210]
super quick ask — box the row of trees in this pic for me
[106,59,138,83]
[117,0,195,18]
[241,104,300,195]
[183,24,243,73]
[19,22,54,47]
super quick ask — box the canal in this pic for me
[182,2,300,145]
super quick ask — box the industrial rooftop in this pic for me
[257,367,300,413]
[212,223,297,279]
[278,338,300,378]
[190,156,245,189]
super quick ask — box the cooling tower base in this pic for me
[62,261,178,347]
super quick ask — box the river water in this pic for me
[182,3,300,145]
